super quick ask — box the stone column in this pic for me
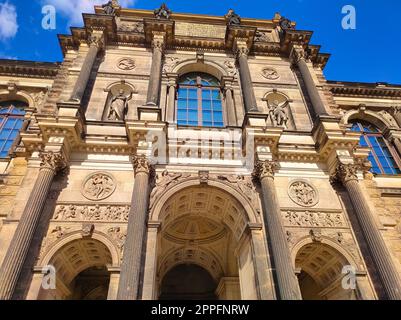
[146,33,165,106]
[235,40,258,113]
[0,151,66,300]
[335,163,401,300]
[291,45,327,117]
[222,76,237,126]
[69,31,104,102]
[254,160,302,300]
[117,155,153,300]
[165,73,178,122]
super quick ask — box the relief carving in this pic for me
[118,22,144,33]
[288,180,318,207]
[117,58,136,71]
[283,210,346,228]
[261,67,280,80]
[254,31,271,42]
[163,56,181,74]
[39,226,71,259]
[107,226,127,259]
[224,60,238,77]
[149,170,191,209]
[82,173,116,201]
[53,204,130,222]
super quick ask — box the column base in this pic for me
[138,106,161,121]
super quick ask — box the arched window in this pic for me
[0,101,26,158]
[177,72,224,127]
[351,121,401,175]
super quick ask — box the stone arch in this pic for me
[342,109,395,132]
[262,90,291,102]
[173,59,229,80]
[38,230,121,268]
[150,177,259,224]
[0,90,34,107]
[291,236,360,271]
[37,233,117,300]
[291,237,360,300]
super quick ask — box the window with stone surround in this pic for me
[351,121,401,175]
[0,101,26,158]
[177,72,224,127]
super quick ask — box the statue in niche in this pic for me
[225,9,241,26]
[107,88,132,121]
[154,3,172,19]
[268,99,288,127]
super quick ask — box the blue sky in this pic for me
[1,0,401,84]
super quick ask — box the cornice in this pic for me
[0,60,60,78]
[328,81,401,99]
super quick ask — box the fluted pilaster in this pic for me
[0,151,66,300]
[291,45,327,118]
[235,41,258,113]
[254,160,302,300]
[69,32,103,102]
[117,155,154,300]
[146,34,165,106]
[335,163,401,300]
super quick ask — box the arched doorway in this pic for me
[159,264,217,300]
[295,242,358,300]
[144,183,272,300]
[38,238,112,300]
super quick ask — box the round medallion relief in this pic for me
[288,180,319,207]
[117,58,136,70]
[261,67,280,80]
[82,172,116,201]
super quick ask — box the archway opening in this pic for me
[295,242,358,300]
[159,264,217,300]
[155,185,256,300]
[38,238,112,300]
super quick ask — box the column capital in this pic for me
[39,151,67,173]
[333,163,359,184]
[132,154,154,176]
[152,32,166,52]
[390,105,401,115]
[234,39,250,58]
[290,45,307,64]
[87,30,105,49]
[253,160,279,180]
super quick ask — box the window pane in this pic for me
[188,88,198,99]
[212,100,222,111]
[213,111,223,123]
[188,110,198,122]
[177,99,187,109]
[4,119,16,129]
[177,110,187,120]
[187,99,198,109]
[203,110,212,122]
[211,90,221,100]
[202,100,212,110]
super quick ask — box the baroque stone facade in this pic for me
[0,3,401,300]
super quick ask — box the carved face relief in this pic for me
[288,180,319,207]
[261,67,280,80]
[117,58,136,70]
[82,172,116,201]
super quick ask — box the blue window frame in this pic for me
[177,73,224,127]
[0,101,25,158]
[351,121,401,175]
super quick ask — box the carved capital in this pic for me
[87,31,104,49]
[133,155,153,176]
[152,34,165,52]
[390,106,401,115]
[253,160,279,180]
[290,45,306,64]
[333,163,359,184]
[235,45,249,59]
[39,151,67,173]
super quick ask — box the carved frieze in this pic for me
[288,180,318,207]
[52,204,130,222]
[282,210,346,228]
[82,172,116,201]
[107,226,127,260]
[163,56,181,74]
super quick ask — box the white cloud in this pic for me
[0,2,18,41]
[42,0,136,25]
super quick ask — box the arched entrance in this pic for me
[295,242,358,300]
[143,181,274,300]
[38,238,112,300]
[160,264,217,300]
